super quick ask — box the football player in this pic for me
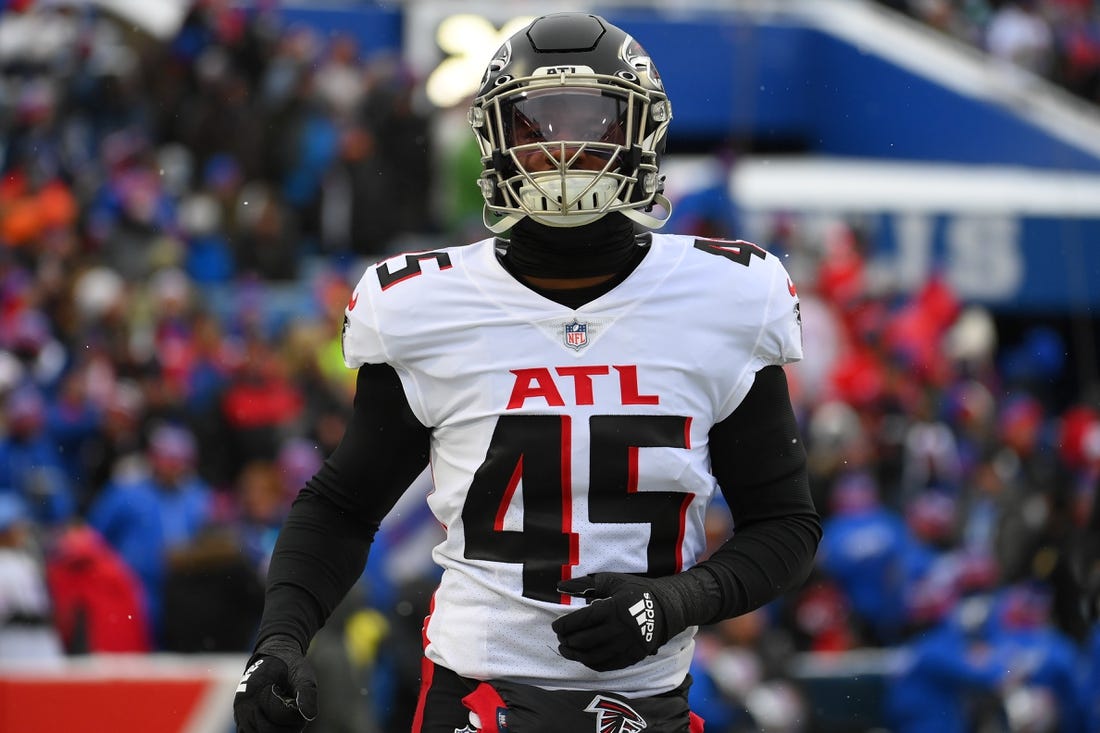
[234,12,821,733]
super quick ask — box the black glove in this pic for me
[552,572,694,672]
[234,635,318,733]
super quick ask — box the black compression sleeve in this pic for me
[679,365,821,626]
[255,363,431,651]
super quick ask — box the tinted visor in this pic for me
[503,89,629,147]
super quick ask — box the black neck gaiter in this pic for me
[501,214,640,279]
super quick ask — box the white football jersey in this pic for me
[342,233,802,696]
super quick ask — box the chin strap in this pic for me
[484,209,523,234]
[621,193,672,230]
[482,193,673,234]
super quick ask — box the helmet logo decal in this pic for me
[481,40,513,89]
[621,37,662,91]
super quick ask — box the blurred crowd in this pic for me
[0,1,440,729]
[877,0,1100,104]
[681,215,1100,732]
[0,2,1097,733]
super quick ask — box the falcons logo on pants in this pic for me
[584,695,647,733]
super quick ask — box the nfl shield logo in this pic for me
[564,319,588,350]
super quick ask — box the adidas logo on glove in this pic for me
[236,659,264,693]
[628,593,656,643]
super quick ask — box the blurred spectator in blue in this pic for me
[86,423,213,640]
[817,471,915,645]
[899,490,966,617]
[277,85,339,246]
[905,548,1000,636]
[666,177,740,240]
[0,385,76,526]
[362,467,442,612]
[664,148,741,240]
[985,584,1088,732]
[940,378,998,480]
[45,523,152,653]
[1000,326,1067,406]
[903,496,1007,663]
[691,607,807,733]
[1,76,65,178]
[888,582,1090,733]
[84,129,178,282]
[905,489,959,555]
[197,152,244,241]
[1083,626,1100,733]
[45,369,103,505]
[145,267,201,408]
[232,458,292,576]
[180,311,240,486]
[687,654,744,733]
[177,189,234,284]
[0,493,64,661]
[0,308,67,391]
[884,595,1018,733]
[185,310,239,407]
[77,378,146,502]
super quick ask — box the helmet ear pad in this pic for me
[469,13,673,232]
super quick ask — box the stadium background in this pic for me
[0,0,1097,731]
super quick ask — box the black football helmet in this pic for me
[468,13,673,232]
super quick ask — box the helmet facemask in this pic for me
[470,56,672,233]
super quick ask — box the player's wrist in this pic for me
[254,634,304,661]
[651,566,724,633]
